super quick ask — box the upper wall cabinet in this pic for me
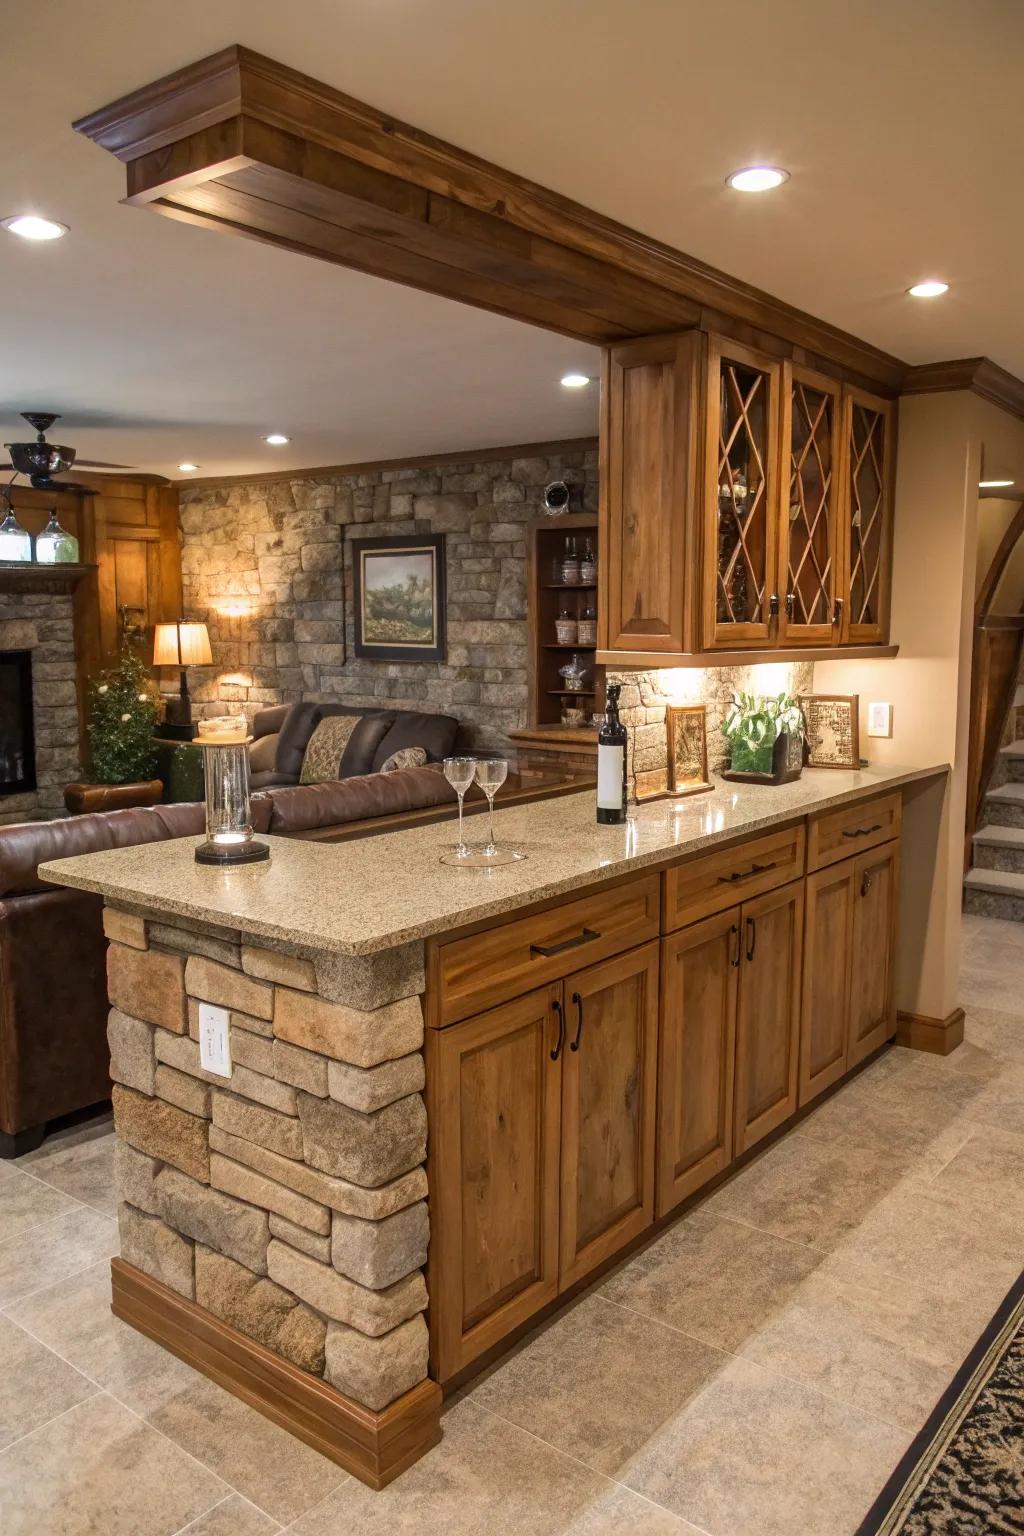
[598,329,897,661]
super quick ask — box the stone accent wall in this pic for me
[179,446,598,751]
[0,595,82,824]
[609,661,815,798]
[106,907,430,1414]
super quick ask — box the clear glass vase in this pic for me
[0,509,32,562]
[34,510,79,564]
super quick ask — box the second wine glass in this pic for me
[472,757,525,865]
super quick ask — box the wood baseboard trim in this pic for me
[896,1007,966,1056]
[110,1258,441,1488]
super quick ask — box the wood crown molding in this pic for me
[110,1257,442,1489]
[74,45,905,390]
[901,357,1024,421]
[174,435,599,490]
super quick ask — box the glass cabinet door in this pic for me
[779,365,841,644]
[704,337,780,648]
[842,388,895,643]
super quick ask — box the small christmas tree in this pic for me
[87,645,160,784]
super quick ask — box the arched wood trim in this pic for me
[976,497,1024,624]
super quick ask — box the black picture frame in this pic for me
[351,533,447,662]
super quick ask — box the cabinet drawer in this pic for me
[434,874,661,1025]
[807,792,901,872]
[663,823,805,932]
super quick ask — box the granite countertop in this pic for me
[40,763,946,956]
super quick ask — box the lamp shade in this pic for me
[153,621,213,668]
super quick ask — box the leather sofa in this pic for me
[249,702,459,789]
[0,766,457,1156]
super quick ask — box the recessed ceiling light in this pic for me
[263,433,290,446]
[726,166,789,193]
[178,462,199,473]
[560,373,592,389]
[2,214,69,241]
[980,479,1014,489]
[907,280,949,298]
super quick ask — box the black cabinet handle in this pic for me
[785,592,796,619]
[833,596,844,625]
[550,998,565,1061]
[569,991,584,1052]
[531,927,601,958]
[842,823,882,840]
[745,916,757,963]
[768,593,780,619]
[730,922,741,968]
[717,860,778,885]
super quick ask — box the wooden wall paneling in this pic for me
[847,840,900,1067]
[557,942,659,1289]
[599,331,703,654]
[799,860,855,1106]
[426,985,563,1383]
[732,880,804,1155]
[657,909,739,1216]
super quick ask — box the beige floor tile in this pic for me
[0,1171,79,1242]
[288,1399,703,1535]
[959,1059,1024,1137]
[26,1137,118,1216]
[739,1260,992,1430]
[6,1262,201,1418]
[0,1391,229,1536]
[172,1492,282,1534]
[0,1313,98,1449]
[17,1111,114,1166]
[926,1122,1024,1221]
[144,1377,346,1526]
[622,1355,909,1536]
[0,1206,118,1308]
[702,1133,923,1248]
[794,1067,976,1172]
[964,1004,1024,1062]
[600,1211,821,1351]
[472,1293,727,1477]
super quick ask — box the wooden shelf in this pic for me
[541,583,597,591]
[543,643,596,651]
[0,561,97,595]
[547,688,596,697]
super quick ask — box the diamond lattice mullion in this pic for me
[787,385,834,625]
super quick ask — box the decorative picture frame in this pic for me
[799,693,860,769]
[351,534,446,662]
[666,705,713,796]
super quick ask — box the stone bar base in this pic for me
[104,903,434,1482]
[111,1258,441,1488]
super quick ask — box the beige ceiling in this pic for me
[2,0,1019,478]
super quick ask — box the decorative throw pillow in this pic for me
[380,746,428,774]
[299,715,360,784]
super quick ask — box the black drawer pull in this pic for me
[550,998,565,1061]
[717,859,778,885]
[531,927,601,958]
[842,823,883,840]
[745,916,757,963]
[730,922,741,968]
[569,991,584,1052]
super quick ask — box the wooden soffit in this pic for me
[901,357,1024,422]
[74,45,905,390]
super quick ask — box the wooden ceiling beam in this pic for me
[74,44,907,387]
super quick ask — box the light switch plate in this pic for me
[198,1001,231,1077]
[867,702,893,738]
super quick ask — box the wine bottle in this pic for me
[597,683,627,825]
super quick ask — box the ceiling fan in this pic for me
[1,412,131,493]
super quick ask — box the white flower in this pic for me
[120,712,131,722]
[97,684,108,694]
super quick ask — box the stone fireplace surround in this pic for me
[0,591,82,824]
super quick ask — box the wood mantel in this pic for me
[0,561,96,596]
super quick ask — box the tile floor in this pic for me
[1,911,1022,1535]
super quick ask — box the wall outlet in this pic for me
[198,1002,232,1078]
[867,702,893,738]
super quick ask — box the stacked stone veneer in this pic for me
[104,906,430,1413]
[178,444,598,750]
[0,595,82,823]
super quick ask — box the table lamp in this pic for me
[153,620,213,740]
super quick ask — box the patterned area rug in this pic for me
[856,1271,1024,1534]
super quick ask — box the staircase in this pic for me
[965,739,1024,919]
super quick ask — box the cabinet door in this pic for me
[778,364,843,646]
[839,387,896,645]
[703,335,782,650]
[559,943,659,1289]
[799,861,855,1106]
[847,841,900,1067]
[600,331,703,656]
[734,881,804,1155]
[658,911,739,1217]
[427,985,563,1382]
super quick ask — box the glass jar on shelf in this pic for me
[0,504,32,562]
[579,539,597,584]
[35,509,80,564]
[577,604,597,646]
[554,607,578,645]
[558,653,589,692]
[560,538,581,585]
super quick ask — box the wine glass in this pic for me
[468,758,525,866]
[439,756,476,864]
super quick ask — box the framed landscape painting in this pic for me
[352,534,447,661]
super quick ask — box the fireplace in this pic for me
[0,651,36,796]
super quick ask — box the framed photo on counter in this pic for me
[799,693,860,768]
[666,704,713,796]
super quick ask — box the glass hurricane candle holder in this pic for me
[194,717,269,865]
